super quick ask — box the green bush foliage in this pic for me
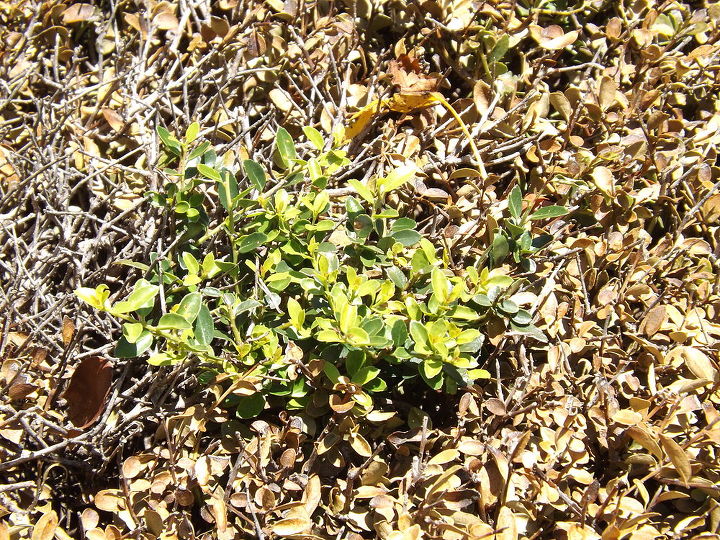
[76,124,555,418]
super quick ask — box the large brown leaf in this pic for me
[62,356,113,428]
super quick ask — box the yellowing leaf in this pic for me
[349,432,372,457]
[660,435,691,485]
[387,91,443,113]
[612,409,643,426]
[591,166,615,196]
[272,517,311,536]
[625,426,662,459]
[32,511,58,540]
[340,99,387,142]
[428,448,459,465]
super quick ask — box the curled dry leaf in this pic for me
[612,409,643,426]
[667,346,719,382]
[31,510,58,540]
[62,356,113,428]
[272,517,311,536]
[389,52,440,94]
[61,316,75,346]
[101,109,124,132]
[94,489,124,512]
[529,25,579,50]
[80,508,99,532]
[62,4,95,24]
[660,436,692,486]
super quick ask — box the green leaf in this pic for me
[185,121,200,144]
[348,179,375,205]
[237,232,267,253]
[364,377,387,392]
[391,229,421,247]
[182,252,200,275]
[157,313,192,330]
[449,306,480,320]
[512,309,532,325]
[351,366,380,386]
[197,163,222,182]
[345,350,365,376]
[347,326,371,346]
[217,171,239,211]
[422,358,443,379]
[122,322,144,344]
[236,393,266,419]
[508,185,522,220]
[316,329,342,342]
[287,298,305,328]
[303,126,325,150]
[392,218,416,232]
[276,127,297,167]
[115,331,153,358]
[391,320,408,346]
[242,159,266,191]
[188,140,211,160]
[195,303,214,346]
[431,268,449,304]
[488,34,510,64]
[112,282,159,314]
[410,321,430,353]
[323,361,341,383]
[386,267,407,289]
[176,292,202,323]
[378,165,416,196]
[147,353,173,366]
[490,233,509,267]
[528,205,568,221]
[156,126,181,154]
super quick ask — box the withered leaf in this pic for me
[63,356,113,428]
[660,435,692,486]
[31,511,58,540]
[62,4,95,24]
[62,316,75,346]
[272,517,311,536]
[389,53,440,94]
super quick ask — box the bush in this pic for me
[76,124,556,419]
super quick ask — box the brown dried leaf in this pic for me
[94,489,124,512]
[31,511,58,540]
[496,506,518,540]
[612,409,643,426]
[272,517,311,536]
[530,25,579,50]
[63,356,113,429]
[80,509,99,532]
[62,316,75,345]
[428,449,459,465]
[389,53,440,94]
[484,398,506,416]
[62,4,95,23]
[660,436,691,485]
[8,382,37,400]
[641,305,666,337]
[349,432,372,457]
[667,346,719,382]
[101,109,124,132]
[302,474,322,516]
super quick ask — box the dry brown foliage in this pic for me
[1,0,719,538]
